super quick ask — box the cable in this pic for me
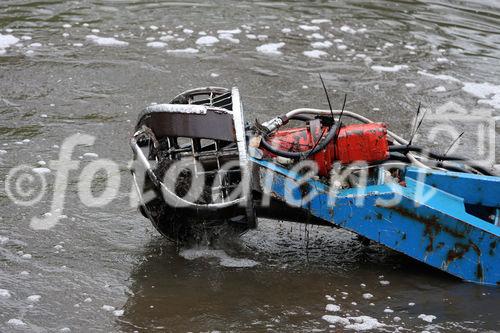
[390,145,468,161]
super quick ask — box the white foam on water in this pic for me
[27,295,41,302]
[62,24,72,28]
[196,36,219,46]
[408,302,415,306]
[102,305,115,311]
[0,289,11,298]
[83,152,98,159]
[21,253,32,259]
[337,44,347,50]
[145,37,156,41]
[73,43,83,47]
[322,315,350,325]
[419,71,500,108]
[7,319,26,326]
[303,50,328,58]
[417,70,460,82]
[345,316,385,331]
[462,82,500,108]
[86,35,128,46]
[149,25,158,31]
[166,48,199,54]
[405,44,416,50]
[83,297,92,303]
[217,28,241,34]
[281,28,292,33]
[183,28,193,34]
[418,314,437,323]
[179,247,259,268]
[21,35,31,41]
[299,25,320,31]
[146,41,166,48]
[405,83,416,88]
[256,42,285,55]
[32,167,51,174]
[437,57,449,64]
[0,34,20,54]
[219,257,258,268]
[159,35,175,42]
[371,64,408,72]
[309,33,324,39]
[0,149,6,154]
[340,25,357,34]
[322,315,384,331]
[383,42,394,48]
[113,309,124,317]
[257,34,268,41]
[326,304,340,312]
[383,308,393,313]
[0,235,8,244]
[311,41,332,49]
[362,293,373,299]
[218,33,239,43]
[210,73,219,77]
[311,19,331,24]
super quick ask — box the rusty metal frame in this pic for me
[252,157,499,285]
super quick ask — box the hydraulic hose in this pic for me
[389,145,465,161]
[260,122,340,159]
[389,145,493,175]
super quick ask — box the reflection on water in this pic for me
[0,0,499,331]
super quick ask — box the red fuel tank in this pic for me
[264,122,389,176]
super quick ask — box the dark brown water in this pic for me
[0,0,499,332]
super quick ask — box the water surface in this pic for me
[0,0,499,332]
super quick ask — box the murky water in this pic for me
[0,0,499,332]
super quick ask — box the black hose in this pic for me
[389,145,493,175]
[389,145,464,161]
[388,152,411,163]
[260,123,340,159]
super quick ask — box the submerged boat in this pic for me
[130,86,500,285]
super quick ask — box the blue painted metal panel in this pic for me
[405,167,500,207]
[251,157,500,285]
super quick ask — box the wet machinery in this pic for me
[130,86,500,286]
